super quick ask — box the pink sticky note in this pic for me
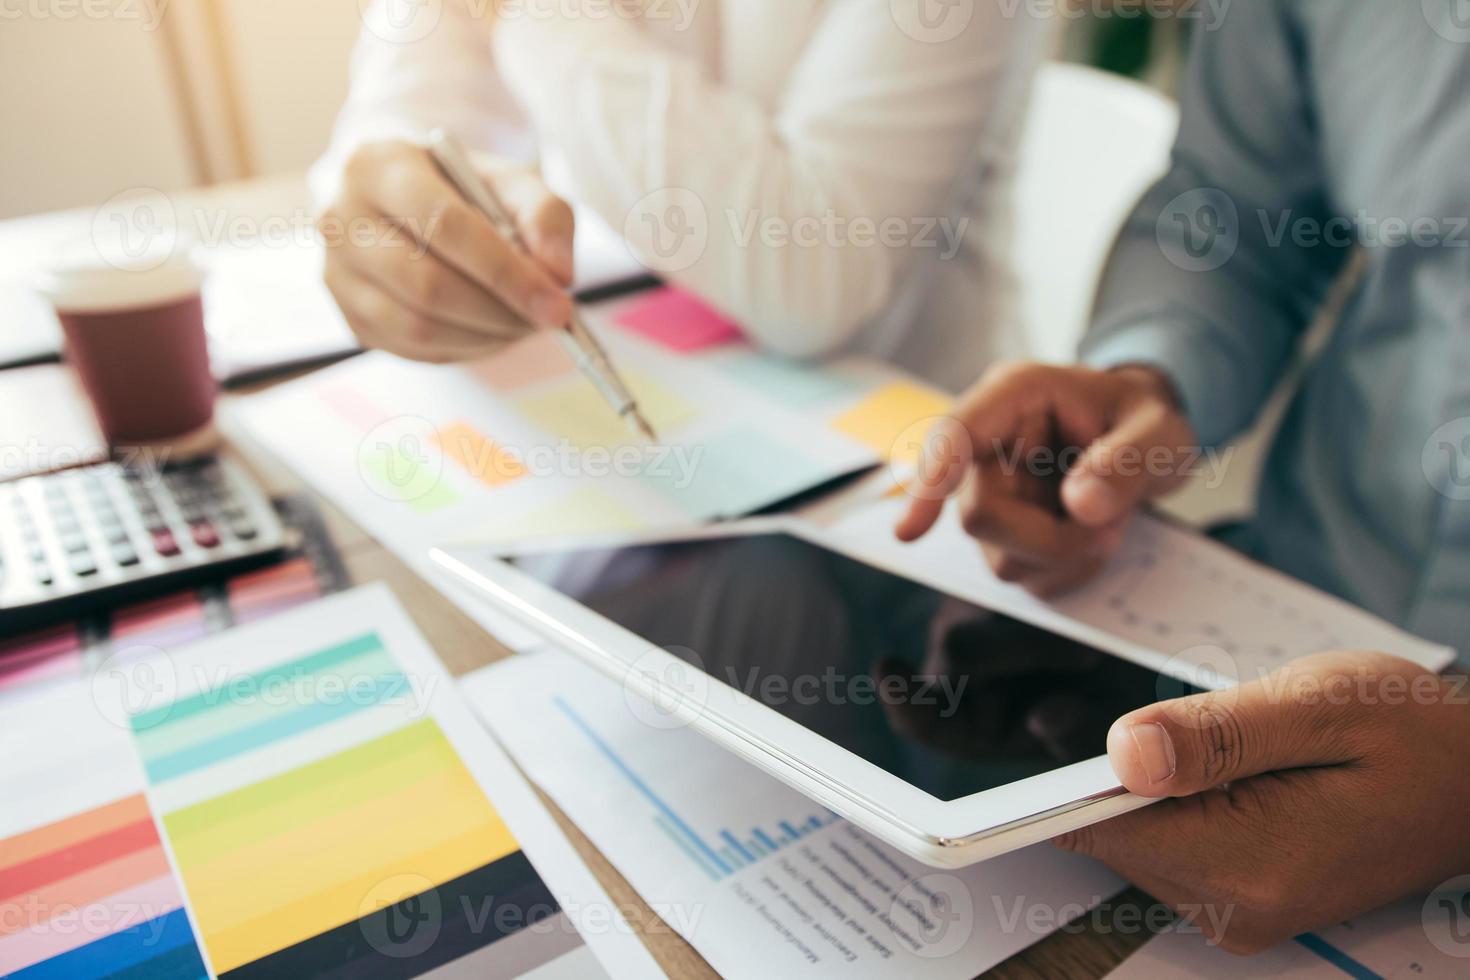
[613,288,744,352]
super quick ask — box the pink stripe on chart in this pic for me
[0,873,184,974]
[0,633,84,694]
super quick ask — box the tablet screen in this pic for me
[510,532,1196,802]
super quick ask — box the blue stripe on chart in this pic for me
[554,697,732,875]
[9,908,205,980]
[753,828,779,851]
[1293,934,1386,980]
[654,816,723,882]
[780,820,802,840]
[130,633,384,732]
[721,830,757,863]
[142,673,409,781]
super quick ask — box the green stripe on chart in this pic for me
[132,648,400,761]
[129,633,384,733]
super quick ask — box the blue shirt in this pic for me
[1081,1,1470,664]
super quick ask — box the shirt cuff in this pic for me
[1080,320,1245,449]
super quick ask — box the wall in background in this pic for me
[213,0,361,177]
[0,9,199,217]
[0,0,361,220]
[0,4,1187,221]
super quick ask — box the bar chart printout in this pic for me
[463,647,1128,980]
[555,695,839,882]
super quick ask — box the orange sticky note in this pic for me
[433,421,527,488]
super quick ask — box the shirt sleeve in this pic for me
[308,0,533,209]
[1080,0,1352,448]
[492,0,1044,359]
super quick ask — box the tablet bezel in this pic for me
[430,518,1155,866]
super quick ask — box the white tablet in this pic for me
[431,519,1198,868]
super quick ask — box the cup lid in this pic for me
[34,239,204,314]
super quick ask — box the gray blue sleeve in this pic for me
[1080,0,1352,448]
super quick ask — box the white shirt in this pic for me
[313,0,1048,392]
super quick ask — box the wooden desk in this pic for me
[3,178,1161,979]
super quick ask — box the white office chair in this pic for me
[1010,64,1277,523]
[1011,62,1179,363]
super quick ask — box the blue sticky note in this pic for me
[643,428,838,519]
[717,352,861,408]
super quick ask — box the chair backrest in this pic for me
[1012,62,1179,363]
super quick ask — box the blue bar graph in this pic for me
[1293,934,1386,980]
[555,697,841,881]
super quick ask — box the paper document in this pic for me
[2,585,663,979]
[460,647,1124,980]
[0,280,62,369]
[570,203,650,296]
[820,497,1457,685]
[203,240,358,382]
[1105,895,1470,979]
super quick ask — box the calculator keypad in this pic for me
[0,458,286,630]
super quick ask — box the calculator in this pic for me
[0,458,287,634]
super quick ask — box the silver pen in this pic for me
[426,129,657,441]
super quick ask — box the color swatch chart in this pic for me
[0,681,209,980]
[105,586,588,979]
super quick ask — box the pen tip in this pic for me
[631,414,658,443]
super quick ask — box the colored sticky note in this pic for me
[462,333,577,390]
[463,486,643,544]
[642,427,838,519]
[434,421,527,488]
[613,288,744,352]
[360,443,460,514]
[717,352,862,407]
[515,372,699,449]
[830,382,953,463]
[316,384,391,432]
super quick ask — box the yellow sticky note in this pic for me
[434,421,527,488]
[830,382,953,463]
[515,373,698,449]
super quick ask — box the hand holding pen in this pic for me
[426,130,656,439]
[316,137,632,407]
